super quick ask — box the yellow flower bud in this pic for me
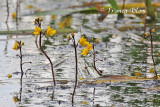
[8,74,12,78]
[67,35,71,40]
[145,33,148,37]
[22,42,24,45]
[152,29,155,32]
[12,12,16,19]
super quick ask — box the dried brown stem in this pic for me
[39,32,56,86]
[19,41,23,102]
[72,35,78,106]
[122,0,125,10]
[16,0,19,30]
[149,29,157,80]
[92,39,102,76]
[5,0,9,24]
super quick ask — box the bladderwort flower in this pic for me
[64,17,72,27]
[79,36,89,46]
[67,35,71,40]
[96,39,100,43]
[33,26,41,35]
[12,12,16,19]
[87,43,93,50]
[145,33,148,37]
[59,22,65,29]
[12,41,20,50]
[8,74,12,78]
[47,26,56,36]
[12,41,24,50]
[152,29,155,32]
[81,47,89,56]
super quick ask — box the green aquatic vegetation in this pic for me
[108,0,124,19]
[111,94,124,102]
[102,35,112,42]
[128,99,143,106]
[124,86,143,94]
[144,0,155,20]
[126,82,139,86]
[110,86,121,91]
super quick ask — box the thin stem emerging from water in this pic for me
[39,32,56,86]
[5,0,9,24]
[16,0,19,30]
[149,29,158,80]
[19,41,23,102]
[72,35,78,106]
[122,0,125,10]
[92,39,102,76]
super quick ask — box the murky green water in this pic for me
[1,0,160,107]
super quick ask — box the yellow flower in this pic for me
[79,36,89,46]
[114,34,118,37]
[67,35,71,40]
[96,39,100,43]
[9,35,13,39]
[33,26,41,35]
[135,72,141,77]
[12,12,16,19]
[145,33,148,37]
[22,42,24,45]
[64,17,72,27]
[39,17,43,21]
[33,20,37,25]
[152,29,155,32]
[79,77,84,80]
[52,15,56,20]
[81,47,89,56]
[35,8,42,12]
[149,69,154,73]
[72,32,75,37]
[13,96,18,103]
[47,26,56,36]
[87,44,93,50]
[82,101,88,105]
[59,22,65,29]
[8,74,12,78]
[12,42,20,50]
[27,5,34,9]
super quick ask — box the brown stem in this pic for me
[92,40,102,76]
[19,41,23,102]
[92,88,95,106]
[122,0,125,10]
[19,41,23,77]
[72,36,78,106]
[149,29,157,80]
[39,32,56,86]
[16,0,19,30]
[6,0,9,24]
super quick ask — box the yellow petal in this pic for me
[8,74,12,78]
[82,101,88,105]
[87,44,93,50]
[81,47,89,56]
[79,36,89,46]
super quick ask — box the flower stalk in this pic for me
[71,34,78,105]
[34,18,56,86]
[149,29,158,80]
[67,33,78,105]
[92,38,102,76]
